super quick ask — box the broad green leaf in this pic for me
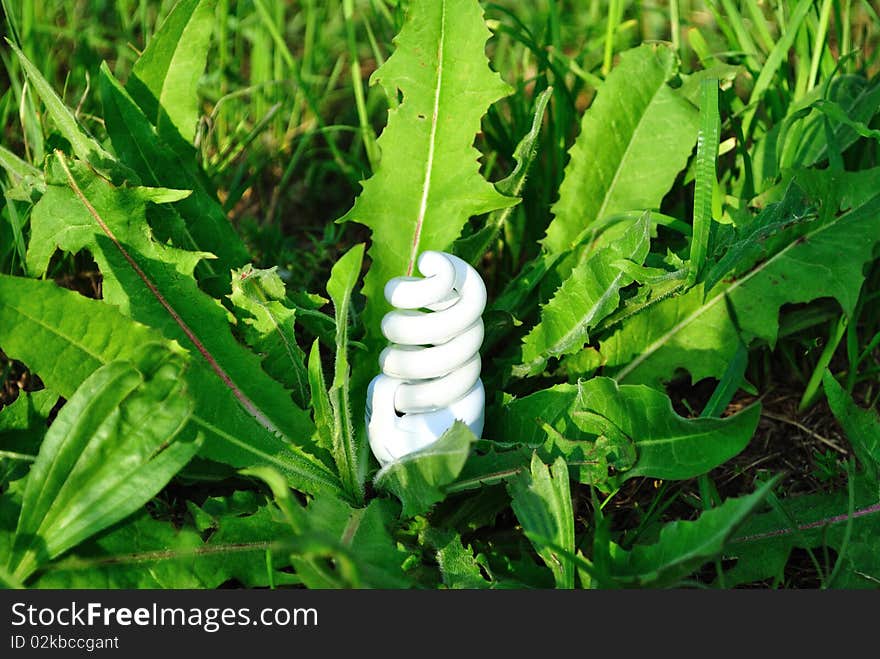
[326,244,366,504]
[127,0,216,147]
[99,63,249,281]
[18,510,202,588]
[602,193,880,387]
[0,275,173,392]
[8,348,200,581]
[494,383,579,447]
[0,275,344,498]
[824,372,880,482]
[27,155,322,460]
[339,0,517,364]
[606,477,778,587]
[703,182,815,292]
[508,454,575,589]
[454,86,553,265]
[6,41,117,173]
[724,473,880,588]
[573,377,761,481]
[289,496,410,589]
[516,212,650,376]
[374,421,475,517]
[542,44,698,254]
[228,265,309,407]
[498,378,757,484]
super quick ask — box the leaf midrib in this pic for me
[406,0,446,276]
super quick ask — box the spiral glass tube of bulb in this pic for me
[366,251,486,466]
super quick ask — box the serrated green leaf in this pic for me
[791,167,880,215]
[0,275,174,394]
[99,62,248,282]
[27,155,323,458]
[542,44,698,254]
[497,368,758,485]
[607,477,779,587]
[127,0,216,148]
[326,243,366,504]
[602,193,880,387]
[0,275,344,498]
[339,0,517,368]
[704,182,816,291]
[184,494,300,588]
[517,213,650,376]
[229,265,309,407]
[574,377,760,482]
[428,528,492,589]
[508,454,575,589]
[374,421,475,517]
[454,86,552,265]
[8,347,201,581]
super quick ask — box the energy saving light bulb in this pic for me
[366,251,486,466]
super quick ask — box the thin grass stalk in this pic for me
[343,0,379,170]
[808,0,835,92]
[603,0,621,75]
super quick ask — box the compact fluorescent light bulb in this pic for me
[366,251,486,466]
